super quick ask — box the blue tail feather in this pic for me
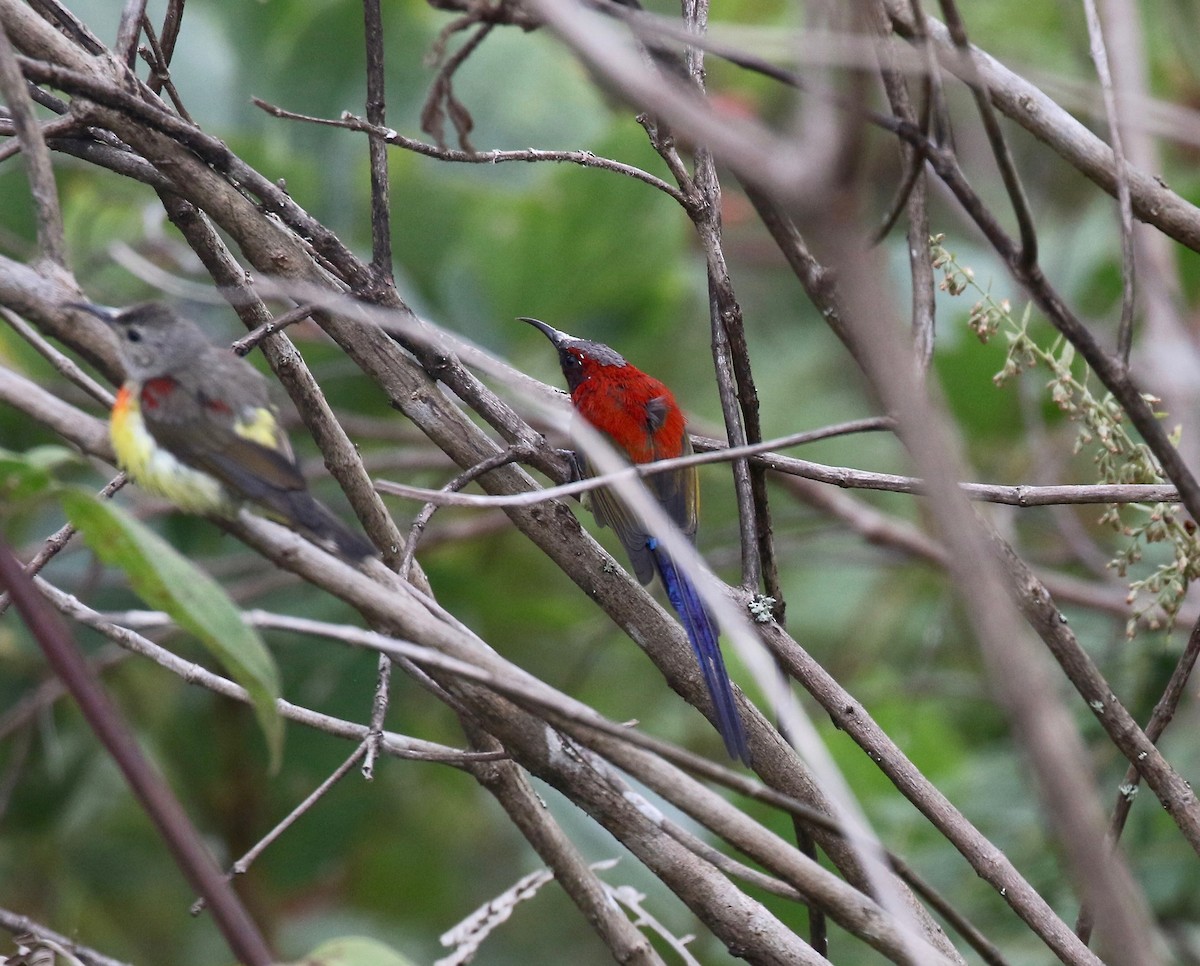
[649,539,750,763]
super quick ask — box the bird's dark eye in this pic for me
[126,328,142,343]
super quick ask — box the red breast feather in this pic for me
[571,360,687,464]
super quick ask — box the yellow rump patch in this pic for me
[234,406,283,450]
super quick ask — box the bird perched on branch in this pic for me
[522,316,749,762]
[73,301,375,561]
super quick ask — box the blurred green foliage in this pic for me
[5,0,1200,964]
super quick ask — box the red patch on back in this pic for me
[140,376,177,410]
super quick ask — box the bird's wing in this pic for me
[148,390,307,502]
[585,428,698,585]
[648,429,698,539]
[580,441,652,584]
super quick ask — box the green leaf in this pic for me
[289,936,420,966]
[58,487,283,769]
[0,445,79,504]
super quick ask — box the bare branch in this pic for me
[0,473,126,617]
[191,743,370,915]
[114,0,146,68]
[362,0,394,281]
[0,539,275,966]
[0,18,66,265]
[1082,0,1136,362]
[252,97,691,205]
[1,306,113,405]
[0,907,132,966]
[378,432,1184,509]
[936,0,1036,267]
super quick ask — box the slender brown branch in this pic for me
[0,538,275,966]
[936,0,1036,268]
[377,432,1184,509]
[0,111,81,163]
[806,178,1153,965]
[137,14,192,121]
[398,444,537,579]
[114,0,146,68]
[0,19,66,265]
[461,727,663,965]
[0,474,126,617]
[1082,0,1136,362]
[685,146,766,594]
[991,532,1200,854]
[192,743,370,915]
[361,0,394,282]
[869,0,935,374]
[38,580,495,763]
[1077,612,1200,941]
[229,302,316,356]
[0,906,132,966]
[156,0,184,71]
[871,109,1200,529]
[251,97,690,205]
[882,0,1200,253]
[420,21,491,151]
[1,305,113,405]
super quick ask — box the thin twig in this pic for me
[36,578,501,764]
[874,105,1200,529]
[109,601,766,786]
[1,306,114,406]
[1078,612,1200,941]
[366,444,536,778]
[251,98,690,206]
[137,14,192,122]
[0,19,66,266]
[377,426,1183,510]
[420,21,491,152]
[0,906,132,966]
[890,852,1009,966]
[1082,0,1136,363]
[936,0,1037,267]
[156,0,185,75]
[991,532,1200,855]
[361,653,392,780]
[399,444,536,578]
[114,0,147,69]
[192,742,370,915]
[0,112,82,163]
[0,474,126,617]
[869,0,936,374]
[458,731,662,965]
[808,141,1153,964]
[362,0,394,282]
[0,539,275,966]
[682,94,766,592]
[229,302,316,356]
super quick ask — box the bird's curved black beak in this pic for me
[518,316,574,350]
[66,302,123,326]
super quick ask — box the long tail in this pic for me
[282,491,377,561]
[649,540,750,763]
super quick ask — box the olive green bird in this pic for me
[75,301,375,560]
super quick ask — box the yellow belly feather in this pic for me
[111,386,231,515]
